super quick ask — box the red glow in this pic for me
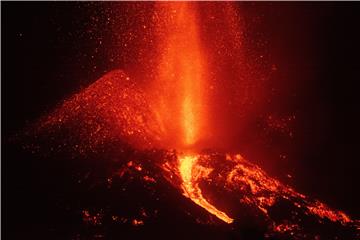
[26,2,359,235]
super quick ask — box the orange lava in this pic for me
[178,154,234,224]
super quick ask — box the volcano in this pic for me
[19,69,359,239]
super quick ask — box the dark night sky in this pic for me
[3,2,360,238]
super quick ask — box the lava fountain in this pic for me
[151,2,208,149]
[151,2,234,223]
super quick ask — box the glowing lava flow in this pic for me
[178,154,234,224]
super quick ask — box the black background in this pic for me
[3,2,360,239]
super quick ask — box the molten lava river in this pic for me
[22,2,359,240]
